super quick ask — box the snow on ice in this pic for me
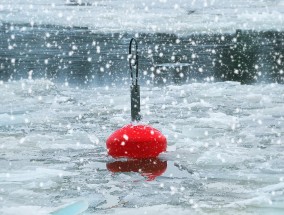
[0,0,284,214]
[0,79,283,214]
[0,0,283,34]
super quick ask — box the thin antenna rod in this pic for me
[129,38,141,122]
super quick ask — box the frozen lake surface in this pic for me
[0,79,284,214]
[0,0,284,214]
[0,0,284,34]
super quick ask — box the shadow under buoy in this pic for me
[106,158,167,181]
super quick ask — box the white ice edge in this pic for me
[0,0,283,34]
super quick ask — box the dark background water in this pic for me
[0,23,283,86]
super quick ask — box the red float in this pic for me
[106,38,167,159]
[107,158,167,181]
[106,124,167,159]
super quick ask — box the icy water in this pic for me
[1,80,284,215]
[1,0,284,215]
[0,23,284,85]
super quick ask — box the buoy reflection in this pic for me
[107,158,167,181]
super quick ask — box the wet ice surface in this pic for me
[0,79,284,214]
[0,0,284,34]
[1,0,284,214]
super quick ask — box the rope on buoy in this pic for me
[129,38,141,122]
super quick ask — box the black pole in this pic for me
[129,38,141,122]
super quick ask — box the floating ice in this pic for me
[0,79,283,214]
[51,200,88,215]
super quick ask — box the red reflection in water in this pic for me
[107,158,167,181]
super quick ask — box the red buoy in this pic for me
[106,124,167,158]
[106,38,167,159]
[107,158,167,181]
